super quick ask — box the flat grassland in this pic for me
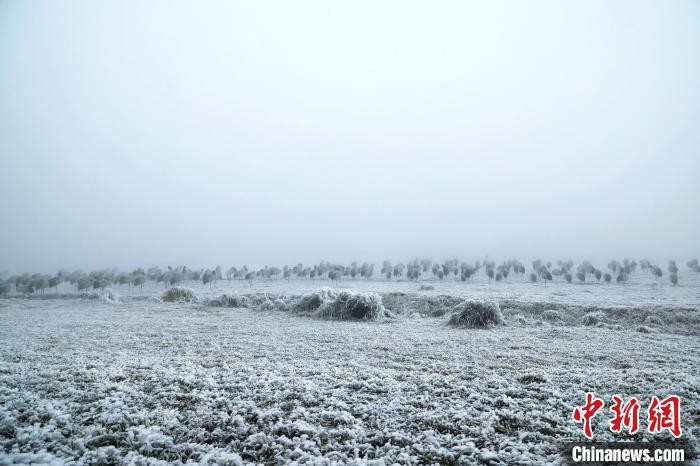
[1,290,698,465]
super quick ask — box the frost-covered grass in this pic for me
[310,289,389,321]
[276,288,392,321]
[644,315,664,326]
[0,298,698,465]
[205,293,250,308]
[582,311,605,326]
[381,293,463,317]
[448,300,504,328]
[161,287,197,303]
[291,287,336,314]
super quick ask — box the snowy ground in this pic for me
[0,286,699,465]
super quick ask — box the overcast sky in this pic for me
[1,1,699,272]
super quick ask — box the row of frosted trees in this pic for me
[1,258,697,295]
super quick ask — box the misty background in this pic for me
[1,1,698,273]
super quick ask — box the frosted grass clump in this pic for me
[78,289,120,303]
[315,290,389,321]
[448,300,504,328]
[100,289,120,303]
[644,315,664,326]
[582,311,605,326]
[207,294,250,308]
[162,287,197,303]
[257,297,290,312]
[291,288,390,320]
[292,287,336,314]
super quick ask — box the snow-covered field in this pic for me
[1,280,699,465]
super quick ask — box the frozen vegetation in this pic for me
[289,288,390,321]
[447,300,504,328]
[161,287,198,303]
[0,260,699,464]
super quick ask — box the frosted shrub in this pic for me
[79,289,119,302]
[418,296,463,317]
[291,288,390,320]
[292,287,336,313]
[257,297,289,312]
[315,290,389,321]
[294,293,323,313]
[448,300,504,328]
[273,298,290,312]
[582,311,605,326]
[162,286,197,303]
[207,294,250,308]
[542,310,561,321]
[256,297,275,311]
[644,315,664,326]
[100,289,120,303]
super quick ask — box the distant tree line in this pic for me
[0,257,697,295]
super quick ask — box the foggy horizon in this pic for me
[2,1,699,273]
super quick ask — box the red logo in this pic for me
[573,394,682,439]
[572,392,605,439]
[609,395,640,434]
[647,395,682,438]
